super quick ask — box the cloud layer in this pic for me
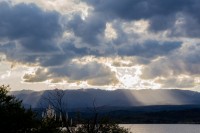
[0,0,200,89]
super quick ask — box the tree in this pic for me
[76,122,130,133]
[76,99,131,133]
[42,89,67,116]
[41,90,131,133]
[41,89,72,133]
[35,117,61,133]
[0,85,37,133]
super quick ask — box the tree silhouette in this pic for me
[41,89,131,133]
[41,89,72,133]
[0,85,37,133]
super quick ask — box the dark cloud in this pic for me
[0,2,69,66]
[49,62,114,81]
[1,0,200,88]
[9,8,58,38]
[169,13,200,38]
[0,2,107,67]
[84,0,200,38]
[149,15,175,32]
[118,40,182,58]
[0,2,62,52]
[38,41,104,67]
[0,1,184,66]
[85,0,191,20]
[67,13,106,45]
[86,0,191,18]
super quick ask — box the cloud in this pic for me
[1,0,200,89]
[23,68,49,82]
[13,0,90,16]
[141,43,200,80]
[117,40,182,58]
[66,13,106,45]
[140,42,200,89]
[23,61,118,86]
[84,0,200,38]
[0,2,69,66]
[0,2,62,51]
[0,1,183,64]
[84,0,189,20]
[0,2,120,86]
[155,77,197,89]
[0,2,65,66]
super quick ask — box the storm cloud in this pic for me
[117,40,182,58]
[0,2,62,52]
[84,0,200,38]
[0,0,200,89]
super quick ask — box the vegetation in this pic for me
[0,85,131,133]
[76,117,130,133]
[40,89,131,133]
[2,84,200,132]
[0,85,37,132]
[35,118,62,133]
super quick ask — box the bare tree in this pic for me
[76,98,130,133]
[41,89,130,133]
[42,89,67,114]
[41,89,73,133]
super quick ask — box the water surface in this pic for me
[121,124,200,133]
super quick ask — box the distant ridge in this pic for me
[10,89,200,109]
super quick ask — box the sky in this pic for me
[0,0,200,91]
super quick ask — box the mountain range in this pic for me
[10,89,200,109]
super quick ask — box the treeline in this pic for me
[35,108,200,124]
[100,108,200,124]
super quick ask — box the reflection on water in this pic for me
[121,124,200,133]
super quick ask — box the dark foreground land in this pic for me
[105,108,200,124]
[34,105,200,124]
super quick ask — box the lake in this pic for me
[121,124,200,133]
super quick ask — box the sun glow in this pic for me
[70,56,163,90]
[115,66,142,88]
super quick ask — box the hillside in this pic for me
[10,89,200,109]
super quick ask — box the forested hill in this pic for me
[10,89,200,109]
